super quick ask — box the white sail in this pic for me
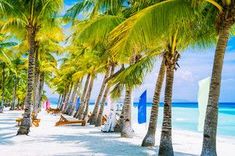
[197,77,211,132]
[101,92,117,132]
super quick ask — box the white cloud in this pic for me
[175,70,194,82]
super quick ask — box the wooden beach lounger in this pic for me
[55,115,87,126]
[102,115,107,125]
[47,107,61,114]
[16,113,41,127]
[55,112,107,127]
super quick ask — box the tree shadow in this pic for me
[38,130,197,156]
[0,132,16,145]
[0,111,19,145]
[0,111,198,155]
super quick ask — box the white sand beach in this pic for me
[0,109,235,156]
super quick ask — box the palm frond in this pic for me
[109,54,155,88]
[110,82,124,100]
[64,0,94,20]
[109,0,196,61]
[0,41,17,48]
[73,15,124,48]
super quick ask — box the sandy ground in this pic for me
[0,109,235,156]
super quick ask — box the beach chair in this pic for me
[55,115,87,126]
[102,115,107,125]
[31,113,41,127]
[47,107,61,114]
[15,118,40,127]
[16,113,41,127]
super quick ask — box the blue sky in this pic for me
[64,0,78,5]
[45,1,235,102]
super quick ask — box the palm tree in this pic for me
[65,80,81,115]
[0,38,18,112]
[83,76,95,119]
[65,0,125,21]
[75,60,103,119]
[66,15,124,120]
[120,86,134,138]
[0,62,5,113]
[75,74,91,118]
[107,53,155,137]
[89,70,109,124]
[36,49,61,112]
[107,1,183,141]
[2,0,63,135]
[108,0,216,151]
[142,57,165,146]
[9,57,25,110]
[194,1,235,155]
[95,65,115,126]
[71,15,124,123]
[159,41,180,155]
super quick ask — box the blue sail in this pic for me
[75,97,80,111]
[138,90,147,124]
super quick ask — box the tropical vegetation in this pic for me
[0,0,234,156]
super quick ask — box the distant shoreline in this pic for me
[48,97,235,108]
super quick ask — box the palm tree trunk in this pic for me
[114,103,125,132]
[62,82,73,112]
[17,24,36,135]
[59,88,67,110]
[95,66,114,126]
[0,63,5,113]
[75,74,91,119]
[11,76,18,110]
[142,58,165,147]
[57,94,61,106]
[158,61,175,156]
[37,72,44,110]
[95,84,109,127]
[70,82,79,104]
[57,94,64,110]
[66,81,79,115]
[90,71,109,125]
[72,81,82,115]
[60,83,71,111]
[121,86,134,138]
[64,83,76,114]
[83,76,94,119]
[201,25,231,156]
[33,49,40,114]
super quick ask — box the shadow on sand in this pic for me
[0,111,197,155]
[38,128,197,156]
[0,111,19,145]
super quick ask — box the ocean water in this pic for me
[49,97,235,137]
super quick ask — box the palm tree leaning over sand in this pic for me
[1,0,63,135]
[192,0,235,155]
[142,57,165,146]
[64,0,126,124]
[32,22,64,115]
[109,0,217,154]
[95,64,115,127]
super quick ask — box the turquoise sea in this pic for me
[49,97,235,137]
